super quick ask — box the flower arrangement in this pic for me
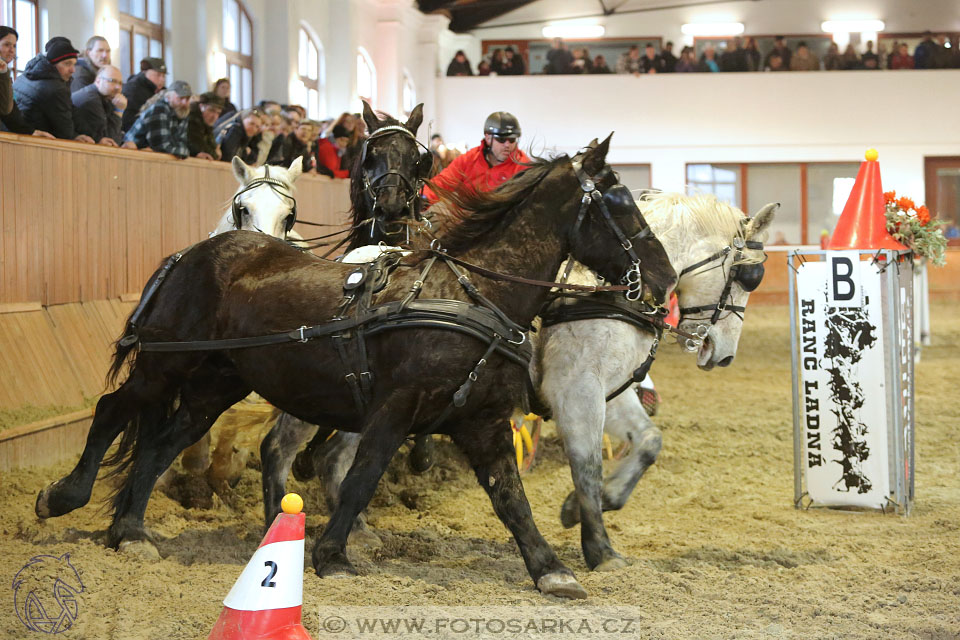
[884,191,947,266]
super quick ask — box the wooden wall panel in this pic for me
[0,134,350,305]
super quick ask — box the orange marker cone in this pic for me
[209,494,311,640]
[827,149,907,251]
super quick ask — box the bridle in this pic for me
[358,124,433,240]
[565,159,657,303]
[675,226,766,349]
[231,164,298,236]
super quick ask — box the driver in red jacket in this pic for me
[423,111,530,205]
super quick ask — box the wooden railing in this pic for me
[0,133,352,306]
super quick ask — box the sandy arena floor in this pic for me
[1,304,958,640]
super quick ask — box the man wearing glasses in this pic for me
[424,111,529,205]
[72,65,127,146]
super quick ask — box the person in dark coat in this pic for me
[446,50,473,76]
[719,37,749,72]
[278,119,316,174]
[215,108,264,164]
[13,37,94,142]
[187,91,224,159]
[545,38,573,74]
[0,26,54,136]
[72,64,124,145]
[71,36,111,92]
[212,78,238,119]
[660,41,678,72]
[121,56,166,132]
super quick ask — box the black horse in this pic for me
[34,135,676,598]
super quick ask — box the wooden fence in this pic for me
[0,133,351,306]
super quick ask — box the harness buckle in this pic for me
[297,326,309,343]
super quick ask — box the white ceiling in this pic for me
[477,0,758,29]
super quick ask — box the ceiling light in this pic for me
[821,20,885,33]
[680,22,745,37]
[542,24,605,39]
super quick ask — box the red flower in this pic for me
[884,190,897,204]
[896,196,916,212]
[916,205,931,226]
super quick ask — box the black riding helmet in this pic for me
[483,112,521,138]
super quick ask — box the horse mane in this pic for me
[639,191,766,264]
[431,154,567,255]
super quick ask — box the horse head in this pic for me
[566,135,677,308]
[348,101,432,248]
[210,156,303,240]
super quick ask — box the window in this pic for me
[687,164,742,207]
[357,47,376,107]
[117,0,164,81]
[611,165,652,193]
[223,0,254,109]
[298,26,323,119]
[401,71,416,117]
[0,0,39,78]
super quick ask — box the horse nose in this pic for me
[718,355,734,367]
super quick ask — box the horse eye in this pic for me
[239,206,250,217]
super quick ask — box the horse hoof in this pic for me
[35,486,55,519]
[559,492,580,529]
[594,556,630,572]
[408,437,435,474]
[317,561,358,578]
[291,450,317,481]
[537,572,588,600]
[119,539,161,562]
[35,482,81,519]
[348,527,383,549]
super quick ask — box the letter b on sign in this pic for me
[827,252,861,307]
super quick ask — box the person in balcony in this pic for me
[71,35,111,92]
[889,43,915,70]
[789,42,820,71]
[121,57,166,132]
[314,123,350,178]
[123,80,193,158]
[591,54,612,74]
[72,65,126,146]
[545,38,573,74]
[674,46,697,72]
[764,36,792,70]
[187,91,224,160]
[446,50,473,76]
[823,43,843,71]
[698,45,720,73]
[499,47,525,75]
[616,44,642,75]
[0,27,54,136]
[215,107,264,164]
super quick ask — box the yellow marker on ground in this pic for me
[281,492,304,514]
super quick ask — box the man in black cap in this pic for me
[123,79,192,158]
[72,65,125,146]
[423,111,529,205]
[187,91,225,159]
[12,36,94,141]
[121,56,167,132]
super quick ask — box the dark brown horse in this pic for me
[34,135,676,598]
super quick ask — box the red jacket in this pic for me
[315,137,350,178]
[424,140,530,203]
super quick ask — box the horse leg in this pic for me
[408,434,436,473]
[260,411,318,528]
[451,418,588,599]
[312,396,413,577]
[107,372,250,548]
[551,374,625,571]
[560,389,661,522]
[180,432,211,475]
[36,376,164,519]
[290,420,338,481]
[314,431,380,547]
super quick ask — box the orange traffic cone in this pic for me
[827,149,907,251]
[209,494,311,640]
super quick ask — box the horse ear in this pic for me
[362,100,380,133]
[746,202,780,239]
[286,157,303,183]
[232,156,253,184]
[581,133,612,176]
[405,103,424,134]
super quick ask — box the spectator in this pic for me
[949,37,960,69]
[489,49,505,75]
[698,46,720,72]
[545,38,573,74]
[278,119,315,173]
[499,47,525,75]
[71,35,110,91]
[187,91,224,160]
[477,60,492,76]
[254,112,279,166]
[212,77,238,118]
[264,111,289,165]
[215,107,263,164]
[765,53,786,72]
[0,26,12,116]
[675,46,697,72]
[446,50,473,76]
[0,26,54,136]
[570,48,593,73]
[913,32,936,69]
[860,41,879,69]
[122,80,192,157]
[285,104,306,121]
[790,41,820,71]
[640,42,663,74]
[429,133,460,170]
[257,99,281,114]
[744,38,761,71]
[617,45,643,75]
[72,65,125,146]
[719,37,748,72]
[591,54,612,74]
[13,37,94,142]
[876,41,889,70]
[886,40,900,69]
[889,42,914,70]
[314,123,351,178]
[121,57,166,131]
[764,36,792,70]
[823,43,843,71]
[661,41,677,72]
[931,34,952,69]
[840,44,861,70]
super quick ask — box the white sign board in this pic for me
[795,259,890,508]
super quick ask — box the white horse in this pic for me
[536,191,777,571]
